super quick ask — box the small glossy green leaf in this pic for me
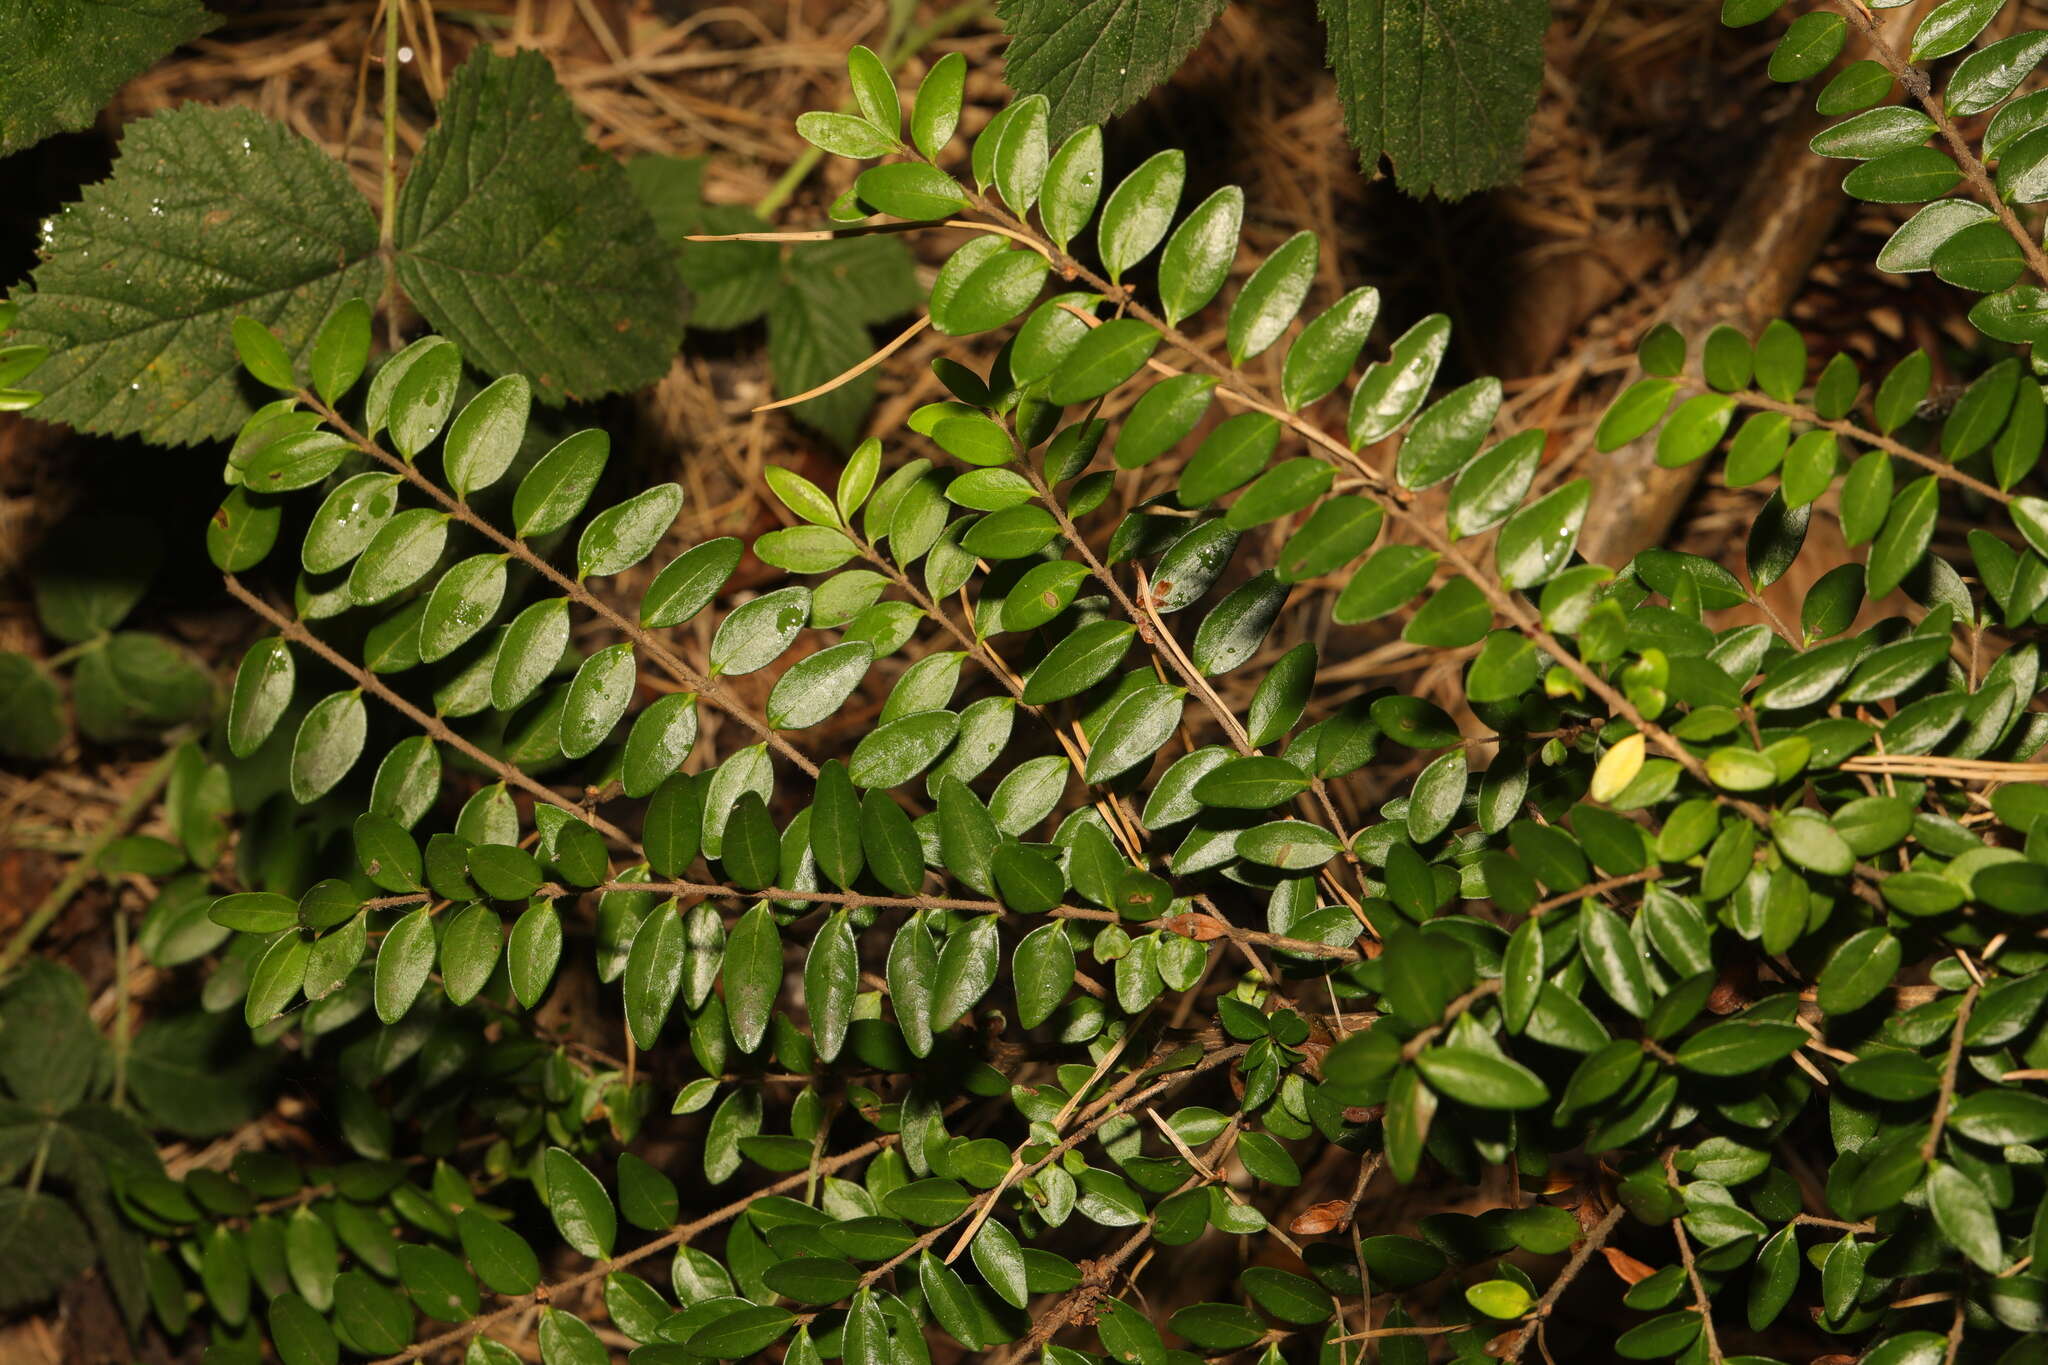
[578,483,683,579]
[1040,125,1103,250]
[544,1148,617,1260]
[1349,314,1451,447]
[515,429,609,538]
[1097,149,1184,282]
[1227,230,1317,364]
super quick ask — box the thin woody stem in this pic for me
[989,1118,1245,1363]
[848,531,1150,859]
[1667,1150,1727,1365]
[1016,458,1358,939]
[1400,978,1503,1061]
[835,1040,1246,1299]
[369,1126,920,1364]
[1733,388,2013,506]
[224,574,641,849]
[1832,0,2048,291]
[1529,868,1663,916]
[1496,1204,1629,1364]
[580,880,1362,959]
[296,389,821,777]
[1922,975,1981,1160]
[1128,557,1368,910]
[934,181,1729,804]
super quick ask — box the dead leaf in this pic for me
[1288,1200,1351,1235]
[1164,912,1228,941]
[1602,1247,1658,1285]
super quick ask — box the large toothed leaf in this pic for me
[394,48,684,405]
[7,105,379,444]
[0,0,217,156]
[994,0,1230,138]
[1318,0,1548,199]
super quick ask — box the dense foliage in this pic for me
[3,2,2048,1364]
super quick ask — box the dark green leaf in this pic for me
[9,106,377,443]
[395,50,684,402]
[1320,0,1548,198]
[724,903,782,1053]
[995,1,1226,138]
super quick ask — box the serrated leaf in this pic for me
[1320,0,1548,199]
[9,106,379,443]
[995,0,1228,138]
[2,1,218,155]
[395,49,683,403]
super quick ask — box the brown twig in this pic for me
[754,313,932,410]
[1664,1152,1725,1365]
[1018,457,1367,933]
[990,1117,1246,1364]
[588,880,1361,959]
[296,389,820,777]
[1734,389,2013,506]
[1921,973,1981,1161]
[1832,0,2048,290]
[223,575,641,849]
[1497,1204,1629,1364]
[1401,978,1504,1061]
[1528,868,1663,916]
[846,1039,1245,1295]
[368,1127,915,1364]
[847,530,1150,859]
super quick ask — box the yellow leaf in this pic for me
[1589,732,1645,804]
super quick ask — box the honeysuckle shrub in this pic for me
[2,3,2048,1364]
